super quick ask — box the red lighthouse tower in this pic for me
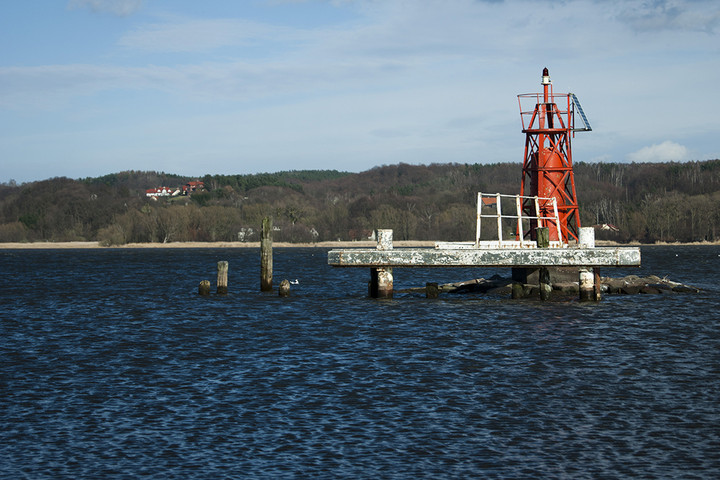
[517,68,591,243]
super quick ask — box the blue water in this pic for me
[1,246,719,479]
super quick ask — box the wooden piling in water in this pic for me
[370,229,393,298]
[594,268,602,301]
[279,279,290,297]
[426,282,439,299]
[537,227,551,301]
[198,280,211,296]
[261,216,273,292]
[217,261,228,294]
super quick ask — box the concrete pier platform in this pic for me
[327,246,640,268]
[327,228,640,301]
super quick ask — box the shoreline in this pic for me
[0,240,436,249]
[0,240,718,249]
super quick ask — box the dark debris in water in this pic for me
[601,274,700,294]
[399,274,700,296]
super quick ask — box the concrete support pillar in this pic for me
[578,227,600,301]
[370,229,393,298]
[511,267,532,299]
[510,281,525,299]
[579,267,594,301]
[370,267,393,298]
[376,229,393,251]
[579,227,595,248]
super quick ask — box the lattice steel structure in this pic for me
[517,68,591,243]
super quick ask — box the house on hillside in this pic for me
[182,181,205,195]
[146,180,205,198]
[146,187,179,197]
[593,223,620,232]
[348,229,376,241]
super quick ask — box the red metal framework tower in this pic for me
[517,68,591,243]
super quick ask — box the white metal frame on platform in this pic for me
[436,192,565,250]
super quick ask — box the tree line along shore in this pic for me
[0,240,433,249]
[1,241,718,250]
[1,160,719,246]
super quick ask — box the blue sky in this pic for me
[1,0,719,183]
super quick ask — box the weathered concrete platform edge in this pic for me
[327,247,641,267]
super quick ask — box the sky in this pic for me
[1,0,719,184]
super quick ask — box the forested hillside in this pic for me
[2,161,720,245]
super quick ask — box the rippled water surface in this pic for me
[2,246,719,478]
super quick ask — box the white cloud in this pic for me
[616,0,720,33]
[626,141,691,163]
[68,0,144,16]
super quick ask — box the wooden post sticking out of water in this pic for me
[261,216,273,292]
[279,279,291,297]
[217,261,228,294]
[594,268,602,301]
[578,227,600,301]
[370,229,393,298]
[426,282,439,299]
[198,280,211,296]
[537,227,551,301]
